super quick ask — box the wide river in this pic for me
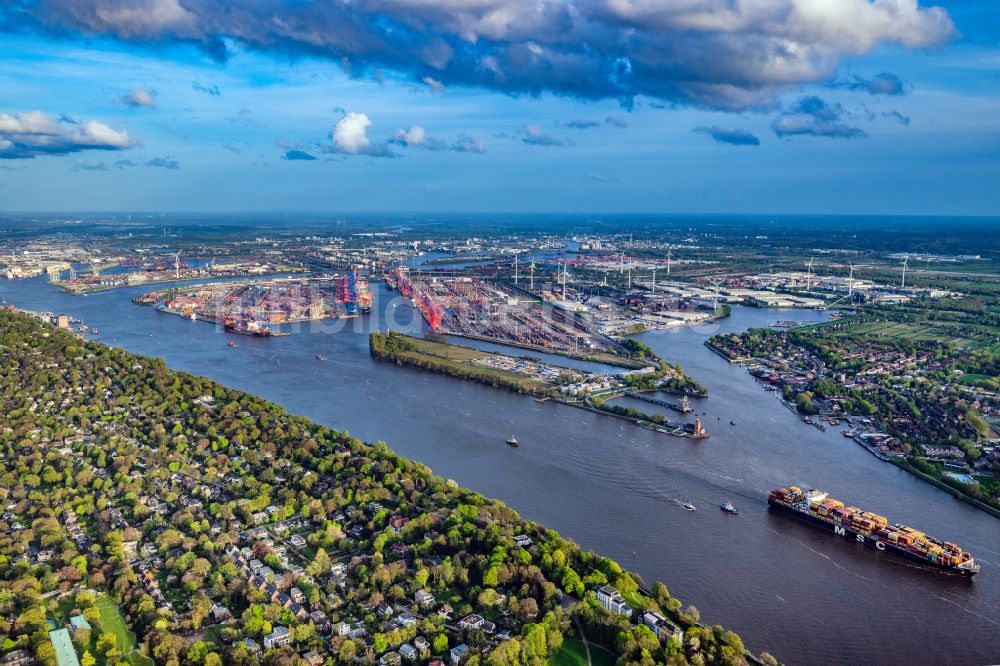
[2,276,998,665]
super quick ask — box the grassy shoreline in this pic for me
[370,331,558,395]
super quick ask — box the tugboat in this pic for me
[506,435,519,448]
[720,501,739,514]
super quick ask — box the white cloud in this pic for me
[332,112,373,155]
[0,111,132,159]
[392,125,426,147]
[120,86,157,108]
[390,124,486,153]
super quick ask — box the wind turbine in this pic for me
[901,256,909,289]
[529,262,536,291]
[666,247,672,276]
[848,261,855,299]
[514,255,519,285]
[561,261,568,300]
[805,257,814,292]
[173,251,182,279]
[650,267,657,293]
[709,278,723,312]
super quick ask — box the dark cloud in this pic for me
[145,156,179,169]
[835,72,908,96]
[0,0,954,112]
[693,126,760,146]
[0,111,132,159]
[452,134,486,154]
[518,125,571,147]
[883,110,911,126]
[565,115,628,129]
[228,109,256,126]
[72,159,110,171]
[772,97,866,139]
[283,149,317,161]
[192,81,221,97]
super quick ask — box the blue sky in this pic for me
[0,0,997,215]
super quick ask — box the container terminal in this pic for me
[134,272,370,335]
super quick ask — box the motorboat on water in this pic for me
[506,435,519,448]
[720,501,739,514]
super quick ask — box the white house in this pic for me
[595,586,631,617]
[263,626,291,649]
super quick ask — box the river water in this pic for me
[1,276,998,665]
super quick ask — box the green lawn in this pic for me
[619,588,650,612]
[93,595,155,666]
[549,638,615,666]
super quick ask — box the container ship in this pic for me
[768,486,980,576]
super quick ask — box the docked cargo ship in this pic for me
[768,486,980,576]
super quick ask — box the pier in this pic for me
[625,391,694,413]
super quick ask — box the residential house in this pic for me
[1,650,34,666]
[458,614,484,631]
[450,644,470,665]
[264,626,291,649]
[596,586,631,617]
[641,611,683,643]
[379,652,401,666]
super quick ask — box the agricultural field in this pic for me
[816,318,992,349]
